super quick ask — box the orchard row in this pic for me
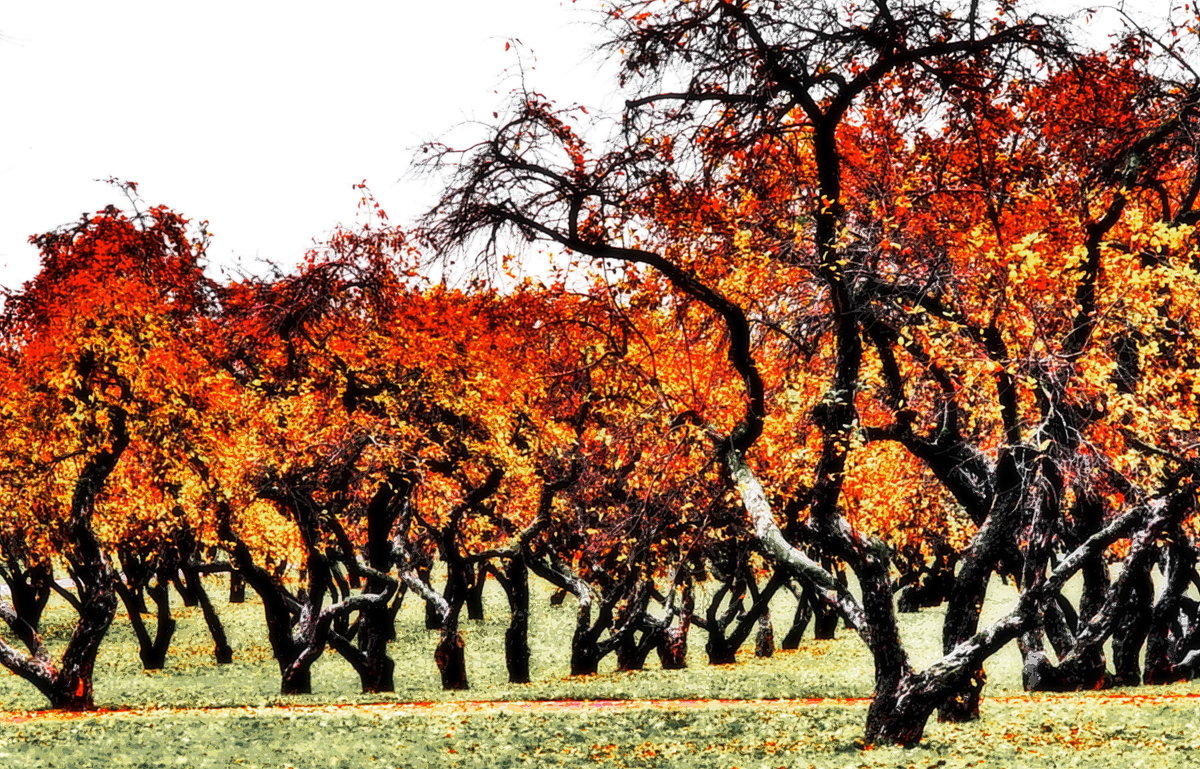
[2,0,1199,747]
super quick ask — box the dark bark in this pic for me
[171,571,199,608]
[524,551,614,677]
[781,580,813,650]
[895,544,957,613]
[1112,562,1153,686]
[351,471,414,693]
[354,606,395,693]
[228,570,246,603]
[937,554,992,721]
[812,563,846,641]
[657,584,692,670]
[0,558,52,653]
[0,403,129,710]
[435,626,469,690]
[1144,534,1199,684]
[466,563,487,622]
[864,673,944,747]
[421,564,442,631]
[754,607,775,658]
[612,582,660,672]
[501,556,532,684]
[812,600,839,640]
[182,564,233,664]
[570,631,601,676]
[115,570,176,671]
[937,448,1032,722]
[698,568,787,664]
[222,522,340,696]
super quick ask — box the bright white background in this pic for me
[0,1,1140,289]
[0,1,616,287]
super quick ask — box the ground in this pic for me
[0,576,1197,767]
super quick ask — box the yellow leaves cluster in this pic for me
[842,442,975,554]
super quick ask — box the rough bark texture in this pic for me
[502,557,532,684]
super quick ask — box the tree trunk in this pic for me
[280,664,313,695]
[357,601,396,693]
[570,634,601,676]
[658,624,689,670]
[46,674,98,711]
[422,565,442,631]
[864,678,941,747]
[435,627,468,690]
[182,565,233,664]
[813,601,838,640]
[937,670,986,723]
[228,570,246,603]
[1112,568,1152,686]
[755,608,774,658]
[937,553,992,722]
[354,546,398,693]
[616,633,641,671]
[1144,535,1196,684]
[781,588,812,650]
[46,554,119,711]
[503,558,532,684]
[139,576,176,670]
[706,633,738,665]
[0,560,52,653]
[466,565,487,621]
[171,571,199,608]
[657,585,692,670]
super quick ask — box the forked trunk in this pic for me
[171,571,199,607]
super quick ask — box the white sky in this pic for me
[0,1,616,289]
[0,1,1156,291]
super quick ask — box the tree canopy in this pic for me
[1,0,1199,748]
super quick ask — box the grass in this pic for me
[1,574,1199,767]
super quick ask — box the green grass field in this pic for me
[1,576,1198,768]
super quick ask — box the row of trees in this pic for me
[0,189,851,706]
[1,0,1198,748]
[421,0,1200,745]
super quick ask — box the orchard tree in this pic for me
[423,0,1200,745]
[206,219,414,696]
[0,193,215,708]
[835,28,1200,705]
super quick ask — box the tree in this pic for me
[0,193,215,708]
[423,0,1200,744]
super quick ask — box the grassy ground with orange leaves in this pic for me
[1,576,1199,767]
